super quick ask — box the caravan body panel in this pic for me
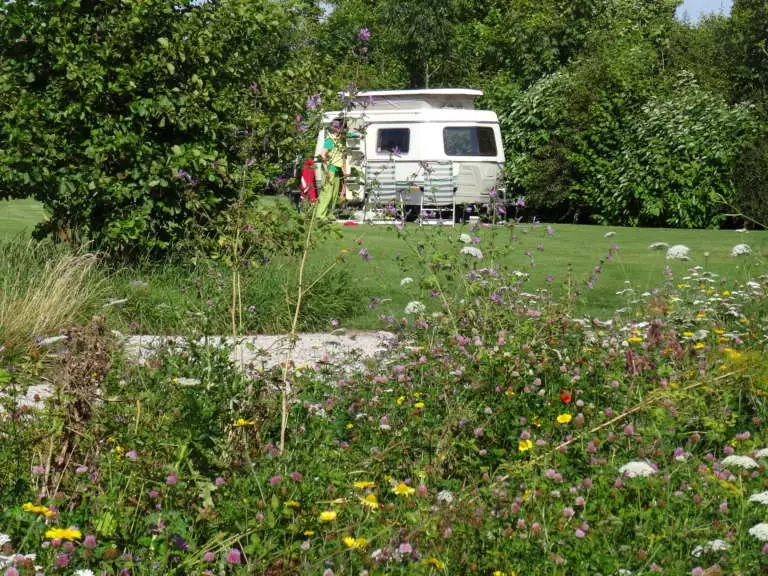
[313,89,505,206]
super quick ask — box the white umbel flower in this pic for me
[400,277,414,286]
[749,491,768,505]
[692,539,730,557]
[460,246,484,259]
[754,447,768,458]
[404,301,426,315]
[618,461,657,478]
[648,242,669,250]
[666,245,690,260]
[731,243,752,257]
[436,490,454,505]
[0,533,9,547]
[721,454,759,469]
[748,522,768,542]
[75,570,96,576]
[604,231,616,238]
[459,233,473,244]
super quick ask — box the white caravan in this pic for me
[313,88,505,222]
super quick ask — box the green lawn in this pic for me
[310,222,768,323]
[2,196,765,329]
[101,220,768,334]
[0,198,46,239]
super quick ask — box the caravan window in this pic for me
[377,128,410,154]
[443,127,497,156]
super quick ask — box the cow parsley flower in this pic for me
[75,570,96,576]
[749,491,768,505]
[748,522,768,542]
[404,301,426,315]
[618,461,657,478]
[400,277,414,286]
[755,447,768,458]
[666,245,690,260]
[720,455,759,469]
[0,533,9,547]
[460,246,484,259]
[648,242,669,250]
[691,539,730,557]
[731,243,752,257]
[459,233,472,244]
[436,490,454,505]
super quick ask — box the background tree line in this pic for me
[1,0,767,255]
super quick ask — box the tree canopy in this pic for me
[1,0,767,254]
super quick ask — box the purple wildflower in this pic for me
[358,28,371,42]
[226,548,241,564]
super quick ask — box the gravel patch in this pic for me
[3,330,398,411]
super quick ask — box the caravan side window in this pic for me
[443,127,497,156]
[377,128,410,155]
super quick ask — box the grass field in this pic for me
[304,222,768,323]
[0,198,46,239]
[102,221,768,333]
[2,197,766,332]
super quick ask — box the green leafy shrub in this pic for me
[0,0,320,257]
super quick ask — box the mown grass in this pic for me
[2,197,766,335]
[0,198,47,239]
[99,222,768,333]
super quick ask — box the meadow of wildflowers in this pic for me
[2,221,768,575]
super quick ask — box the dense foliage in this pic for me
[2,0,768,254]
[0,0,325,255]
[2,224,768,574]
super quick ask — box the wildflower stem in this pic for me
[279,204,319,456]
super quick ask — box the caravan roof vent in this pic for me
[348,89,483,111]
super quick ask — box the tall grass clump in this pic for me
[0,238,104,354]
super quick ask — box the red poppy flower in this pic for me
[560,390,572,404]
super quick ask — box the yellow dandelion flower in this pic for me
[396,396,406,405]
[714,329,725,335]
[682,331,694,337]
[319,510,337,522]
[493,571,507,576]
[346,423,354,429]
[723,348,743,360]
[22,503,55,517]
[232,418,256,427]
[694,343,705,350]
[722,290,730,296]
[423,557,446,569]
[284,500,300,508]
[718,336,730,343]
[343,536,369,550]
[413,392,422,398]
[354,481,376,489]
[627,337,643,343]
[696,312,706,319]
[518,439,533,452]
[360,493,380,510]
[303,530,315,536]
[45,528,82,541]
[414,402,425,409]
[556,413,572,424]
[383,474,392,482]
[392,482,416,496]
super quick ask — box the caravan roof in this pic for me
[348,89,483,111]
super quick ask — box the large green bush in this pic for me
[0,0,321,256]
